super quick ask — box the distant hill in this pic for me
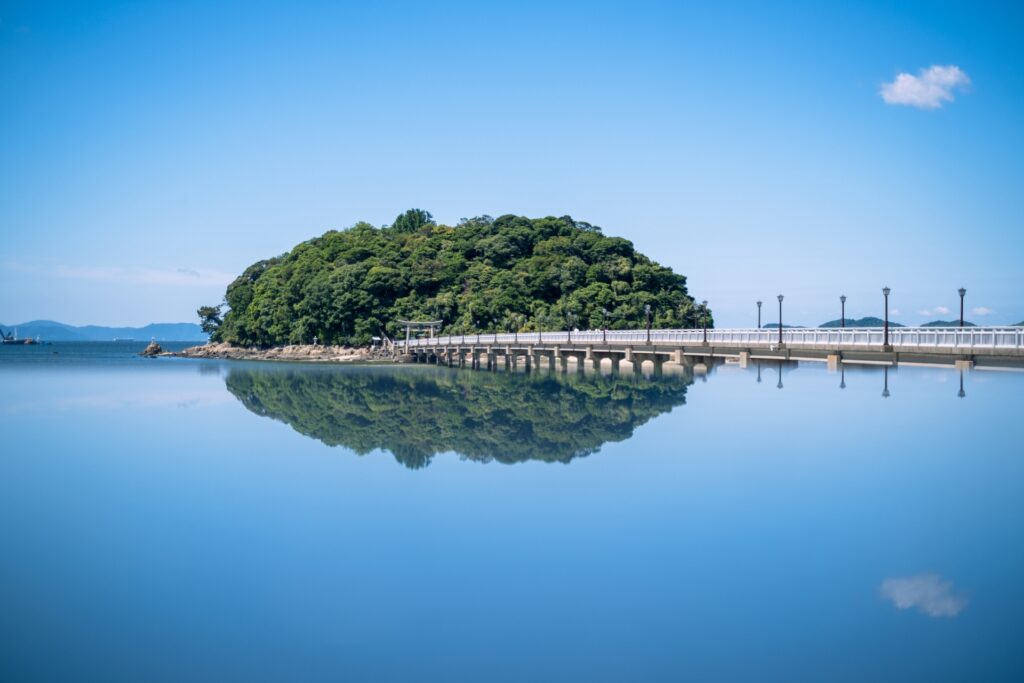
[761,323,804,329]
[920,320,976,327]
[0,320,207,342]
[820,317,904,328]
[1016,321,1024,327]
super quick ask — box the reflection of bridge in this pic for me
[404,327,1024,372]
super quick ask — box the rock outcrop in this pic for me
[140,341,163,356]
[173,342,390,363]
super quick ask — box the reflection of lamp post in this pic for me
[840,295,847,329]
[756,361,762,383]
[882,287,891,350]
[958,369,966,398]
[756,300,762,328]
[777,361,783,389]
[602,307,608,344]
[644,304,652,345]
[882,366,890,398]
[958,288,966,328]
[840,365,846,389]
[777,295,784,346]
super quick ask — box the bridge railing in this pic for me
[404,327,1024,351]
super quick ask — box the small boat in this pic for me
[1,328,36,345]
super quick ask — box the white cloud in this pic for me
[2,261,232,287]
[880,574,967,617]
[935,306,950,315]
[972,306,993,316]
[918,309,932,316]
[880,65,970,109]
[890,308,901,316]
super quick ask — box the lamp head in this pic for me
[882,287,891,297]
[756,300,762,307]
[702,300,708,307]
[777,294,784,303]
[958,287,966,297]
[840,295,846,303]
[644,304,650,314]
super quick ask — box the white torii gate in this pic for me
[397,319,443,350]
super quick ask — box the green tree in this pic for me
[197,305,223,336]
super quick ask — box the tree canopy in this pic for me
[208,210,707,347]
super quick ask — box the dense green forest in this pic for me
[206,210,707,347]
[224,364,691,468]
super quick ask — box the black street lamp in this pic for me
[702,300,709,345]
[882,287,891,350]
[756,300,762,329]
[644,304,652,345]
[601,307,608,344]
[840,295,847,329]
[958,288,966,328]
[958,370,966,398]
[777,295,784,346]
[567,311,575,344]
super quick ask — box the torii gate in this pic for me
[397,319,443,351]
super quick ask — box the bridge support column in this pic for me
[558,355,568,373]
[955,359,974,370]
[609,356,621,374]
[739,351,751,369]
[826,354,840,371]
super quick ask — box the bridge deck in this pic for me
[404,327,1024,369]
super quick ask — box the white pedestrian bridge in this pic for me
[403,326,1024,371]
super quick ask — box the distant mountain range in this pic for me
[920,320,976,327]
[0,320,207,342]
[820,316,904,328]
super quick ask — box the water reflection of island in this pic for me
[224,365,692,469]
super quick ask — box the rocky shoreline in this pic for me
[170,341,394,363]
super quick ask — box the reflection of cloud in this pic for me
[880,575,967,617]
[881,65,970,109]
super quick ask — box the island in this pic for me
[192,210,707,357]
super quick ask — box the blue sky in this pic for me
[1,0,1022,328]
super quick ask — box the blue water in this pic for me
[1,343,1022,681]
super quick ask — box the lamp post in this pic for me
[882,287,891,350]
[702,300,708,345]
[601,307,608,344]
[567,311,575,345]
[777,295,784,346]
[644,304,652,345]
[840,295,846,329]
[777,361,783,389]
[958,288,966,328]
[756,300,762,329]
[958,370,966,398]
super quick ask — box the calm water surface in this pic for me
[1,342,1022,681]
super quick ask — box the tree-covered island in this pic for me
[202,210,709,347]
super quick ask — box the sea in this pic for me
[1,341,1022,682]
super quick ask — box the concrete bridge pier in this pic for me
[827,353,840,371]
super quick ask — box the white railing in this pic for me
[404,327,1024,351]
